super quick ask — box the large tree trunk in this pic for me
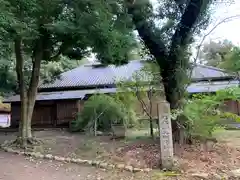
[127,0,205,143]
[18,95,35,146]
[20,97,31,141]
[15,38,29,146]
[14,37,42,148]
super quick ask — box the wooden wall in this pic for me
[11,101,55,127]
[10,97,240,128]
[10,99,82,128]
[135,98,240,120]
[223,100,240,115]
[10,103,20,127]
[56,100,80,126]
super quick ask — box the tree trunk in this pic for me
[18,96,35,146]
[19,96,28,144]
[149,118,154,138]
[149,93,154,138]
[15,38,29,146]
[163,78,185,143]
[14,37,42,148]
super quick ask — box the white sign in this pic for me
[0,114,11,128]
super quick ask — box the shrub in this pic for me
[173,87,240,140]
[183,95,223,139]
[70,94,137,132]
[69,114,84,132]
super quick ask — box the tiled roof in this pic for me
[187,80,239,93]
[6,80,239,102]
[4,88,118,102]
[39,60,235,90]
[190,64,234,80]
[39,60,144,89]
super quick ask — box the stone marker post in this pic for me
[158,100,174,170]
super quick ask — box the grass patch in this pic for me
[151,171,181,180]
[125,129,151,141]
[213,128,240,140]
[161,171,181,177]
[213,128,240,148]
[124,128,158,141]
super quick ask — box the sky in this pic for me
[203,1,240,46]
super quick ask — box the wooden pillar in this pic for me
[236,100,240,116]
[76,100,81,112]
[158,100,174,170]
[53,102,57,127]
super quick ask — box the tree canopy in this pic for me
[200,39,240,72]
[220,46,240,72]
[0,0,137,91]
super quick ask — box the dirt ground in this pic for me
[0,151,155,180]
[0,150,184,180]
[0,129,156,166]
[1,129,240,179]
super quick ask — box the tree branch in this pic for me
[127,2,168,63]
[27,39,43,102]
[174,0,190,14]
[161,0,205,108]
[50,41,68,60]
[135,83,152,119]
[137,94,152,118]
[169,0,204,55]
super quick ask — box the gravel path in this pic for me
[0,151,153,180]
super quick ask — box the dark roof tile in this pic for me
[39,60,235,89]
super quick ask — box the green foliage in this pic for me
[179,87,240,139]
[0,58,17,95]
[156,0,213,44]
[128,0,216,114]
[40,56,89,84]
[113,90,139,128]
[0,0,136,86]
[116,61,163,96]
[218,46,240,72]
[115,61,163,117]
[0,0,136,95]
[0,56,88,93]
[201,39,240,73]
[70,94,137,132]
[200,40,234,66]
[183,95,223,138]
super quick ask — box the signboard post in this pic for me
[158,100,174,170]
